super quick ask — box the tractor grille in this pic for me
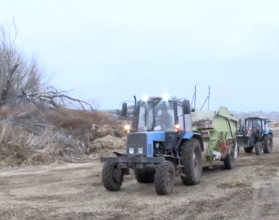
[147,143,152,155]
[127,133,147,155]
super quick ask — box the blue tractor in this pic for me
[236,116,273,155]
[100,95,205,195]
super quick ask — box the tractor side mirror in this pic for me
[239,119,241,126]
[121,102,128,117]
[182,99,191,114]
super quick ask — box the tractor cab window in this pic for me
[138,105,146,130]
[154,101,175,131]
[138,102,153,132]
[177,105,184,130]
[245,119,262,129]
[261,120,266,130]
[137,100,175,132]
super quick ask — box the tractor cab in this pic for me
[121,95,194,134]
[245,117,269,131]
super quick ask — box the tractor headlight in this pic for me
[129,148,134,154]
[138,148,143,154]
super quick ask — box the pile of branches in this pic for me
[0,63,96,112]
[15,86,94,111]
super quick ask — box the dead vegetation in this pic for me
[0,105,126,166]
[216,178,252,189]
[0,19,129,167]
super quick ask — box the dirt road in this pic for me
[1,131,279,220]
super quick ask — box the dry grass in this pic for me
[45,108,116,130]
[254,166,279,177]
[0,118,57,167]
[216,179,252,189]
[0,105,123,166]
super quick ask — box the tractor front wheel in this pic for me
[180,138,203,185]
[255,142,262,155]
[263,134,273,153]
[102,162,124,191]
[154,161,175,195]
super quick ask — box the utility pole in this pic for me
[200,85,211,111]
[191,85,198,109]
[208,85,210,110]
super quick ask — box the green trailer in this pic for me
[191,106,238,169]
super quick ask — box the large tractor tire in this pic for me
[180,138,203,186]
[135,170,155,183]
[263,134,273,153]
[102,162,124,191]
[224,145,235,170]
[244,147,253,153]
[154,161,175,195]
[255,142,262,155]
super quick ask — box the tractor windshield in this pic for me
[137,100,175,132]
[245,118,262,129]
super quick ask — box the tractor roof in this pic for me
[246,116,268,120]
[141,96,181,102]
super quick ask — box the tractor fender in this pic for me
[182,132,204,151]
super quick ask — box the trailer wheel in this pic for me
[154,161,175,195]
[244,147,253,153]
[135,170,155,183]
[102,162,123,191]
[263,134,273,153]
[224,146,235,169]
[180,138,203,185]
[255,142,262,155]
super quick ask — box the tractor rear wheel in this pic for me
[244,147,253,153]
[135,170,155,183]
[255,142,262,155]
[102,162,124,191]
[263,134,273,153]
[180,138,203,185]
[224,146,235,169]
[154,161,175,195]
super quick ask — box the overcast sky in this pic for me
[1,1,279,111]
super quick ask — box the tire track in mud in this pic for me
[1,131,279,219]
[120,185,279,220]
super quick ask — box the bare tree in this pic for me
[19,86,94,110]
[0,18,98,110]
[0,17,42,105]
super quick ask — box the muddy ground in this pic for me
[1,131,279,220]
